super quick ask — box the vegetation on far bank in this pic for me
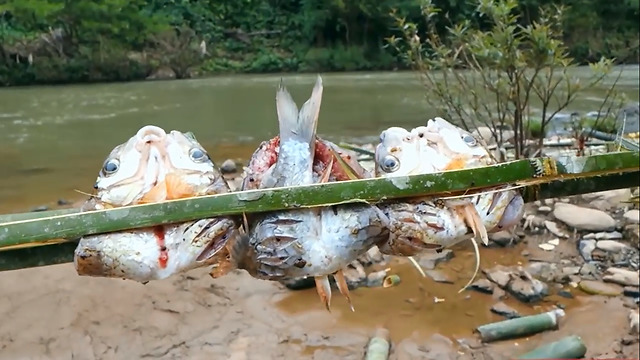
[1,0,639,86]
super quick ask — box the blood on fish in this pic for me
[153,226,169,268]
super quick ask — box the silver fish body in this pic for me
[74,125,240,282]
[235,77,389,310]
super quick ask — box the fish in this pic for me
[74,125,240,282]
[374,117,524,290]
[232,76,390,312]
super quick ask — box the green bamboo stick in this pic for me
[517,335,587,359]
[0,151,637,250]
[475,309,565,342]
[0,161,637,272]
[0,158,544,248]
[365,328,391,360]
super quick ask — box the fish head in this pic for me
[374,127,422,177]
[89,125,228,208]
[418,117,493,171]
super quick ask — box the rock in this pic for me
[492,287,506,300]
[506,269,549,302]
[57,199,70,206]
[418,250,454,270]
[579,239,597,261]
[624,286,640,298]
[538,206,552,214]
[557,290,573,299]
[220,159,237,174]
[146,66,176,80]
[596,240,630,253]
[561,266,581,276]
[489,231,516,246]
[582,189,632,209]
[31,205,48,212]
[544,220,569,238]
[624,209,640,224]
[366,270,388,288]
[624,224,640,247]
[584,231,623,240]
[578,280,623,296]
[525,262,558,282]
[483,265,512,288]
[579,263,599,278]
[342,266,367,288]
[603,267,640,287]
[490,301,520,319]
[553,203,616,231]
[469,279,494,294]
[630,310,639,334]
[538,243,556,251]
[424,270,454,284]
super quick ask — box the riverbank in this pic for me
[1,184,638,359]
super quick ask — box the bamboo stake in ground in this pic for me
[517,335,587,359]
[474,309,565,342]
[364,328,390,360]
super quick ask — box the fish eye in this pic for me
[381,155,400,173]
[101,159,119,176]
[189,147,208,162]
[462,134,477,146]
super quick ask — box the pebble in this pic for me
[526,262,558,282]
[538,243,556,251]
[561,266,581,276]
[579,263,599,278]
[624,209,640,224]
[596,240,630,253]
[553,203,616,232]
[492,287,506,300]
[630,310,639,334]
[469,279,494,294]
[557,290,574,299]
[417,250,454,270]
[603,267,640,287]
[57,199,70,206]
[537,206,552,214]
[366,270,388,288]
[490,301,520,319]
[220,159,237,174]
[30,205,48,212]
[483,265,512,288]
[582,189,632,209]
[488,231,516,246]
[544,221,568,238]
[506,269,549,303]
[578,280,623,296]
[578,240,597,261]
[425,270,454,284]
[583,231,623,240]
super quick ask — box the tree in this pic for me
[387,0,627,159]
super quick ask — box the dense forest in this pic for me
[1,0,638,86]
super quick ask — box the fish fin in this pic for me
[314,275,332,312]
[293,75,323,146]
[139,181,168,203]
[165,173,194,199]
[462,203,489,246]
[319,155,333,183]
[453,202,488,246]
[334,270,355,312]
[275,80,300,143]
[458,237,481,293]
[329,146,362,180]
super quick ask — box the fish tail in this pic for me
[276,75,323,146]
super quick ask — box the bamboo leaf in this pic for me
[0,152,637,253]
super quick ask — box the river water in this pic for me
[0,67,638,214]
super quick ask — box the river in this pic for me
[1,67,638,214]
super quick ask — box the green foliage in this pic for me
[0,0,638,86]
[388,0,628,158]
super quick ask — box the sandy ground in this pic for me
[1,255,638,360]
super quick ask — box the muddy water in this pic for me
[276,243,580,345]
[1,66,639,214]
